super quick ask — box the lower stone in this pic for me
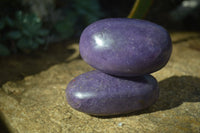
[66,70,159,116]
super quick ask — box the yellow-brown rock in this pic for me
[0,32,200,133]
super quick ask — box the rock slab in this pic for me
[0,32,200,133]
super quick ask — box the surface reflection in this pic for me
[93,33,114,49]
[74,92,95,99]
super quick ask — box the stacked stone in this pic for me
[66,18,172,116]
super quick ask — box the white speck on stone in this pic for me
[118,122,124,127]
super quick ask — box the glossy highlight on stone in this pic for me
[79,18,172,77]
[66,70,159,116]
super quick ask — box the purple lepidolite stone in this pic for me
[79,18,172,77]
[66,70,159,116]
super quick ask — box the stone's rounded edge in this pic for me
[79,18,172,77]
[65,70,159,116]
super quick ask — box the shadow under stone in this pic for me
[96,76,200,119]
[151,76,200,110]
[0,114,10,133]
[172,35,200,44]
[0,40,79,87]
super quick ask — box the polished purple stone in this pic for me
[79,18,172,77]
[66,70,159,116]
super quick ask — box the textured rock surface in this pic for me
[0,32,200,133]
[66,71,159,116]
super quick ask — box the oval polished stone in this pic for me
[79,18,172,76]
[66,70,159,116]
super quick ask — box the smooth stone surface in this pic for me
[80,18,172,76]
[66,70,159,116]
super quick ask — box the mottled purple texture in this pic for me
[66,70,159,116]
[79,18,172,76]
